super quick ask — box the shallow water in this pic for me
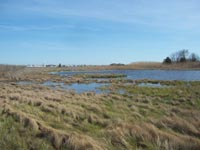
[17,81,110,94]
[17,81,33,85]
[118,89,126,94]
[42,81,109,94]
[54,70,200,81]
[18,69,200,94]
[138,82,167,88]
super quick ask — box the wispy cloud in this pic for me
[1,0,200,65]
[0,24,74,31]
[3,0,199,31]
[0,24,102,32]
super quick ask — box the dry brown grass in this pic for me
[43,61,200,72]
[2,104,39,131]
[106,121,200,150]
[37,122,102,150]
[1,101,104,150]
[129,62,162,69]
[0,71,200,149]
[0,65,25,81]
[155,115,200,137]
[129,61,200,70]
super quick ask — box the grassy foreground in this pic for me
[0,66,200,150]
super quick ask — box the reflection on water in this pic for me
[42,81,109,94]
[16,80,170,94]
[17,81,33,85]
[55,70,200,81]
[138,82,166,88]
[42,81,64,88]
[118,89,126,94]
[18,69,200,94]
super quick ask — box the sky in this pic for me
[0,0,200,65]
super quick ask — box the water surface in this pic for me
[42,81,109,94]
[54,70,200,81]
[138,82,168,88]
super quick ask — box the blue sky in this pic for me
[0,0,200,65]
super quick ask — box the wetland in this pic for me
[0,66,200,150]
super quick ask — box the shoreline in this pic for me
[44,62,200,72]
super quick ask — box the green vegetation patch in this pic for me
[0,116,53,150]
[74,73,127,79]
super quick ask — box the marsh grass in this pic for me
[0,116,54,150]
[0,65,26,82]
[74,74,127,79]
[0,73,200,149]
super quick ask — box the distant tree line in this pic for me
[163,49,200,64]
[110,63,125,66]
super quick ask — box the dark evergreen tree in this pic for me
[163,57,172,64]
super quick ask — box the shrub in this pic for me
[163,57,172,64]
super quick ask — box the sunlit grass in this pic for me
[0,75,200,149]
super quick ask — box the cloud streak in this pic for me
[1,0,200,65]
[0,24,73,31]
[2,0,200,31]
[0,24,102,32]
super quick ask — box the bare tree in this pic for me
[170,52,179,62]
[170,49,189,63]
[189,53,200,62]
[178,49,189,62]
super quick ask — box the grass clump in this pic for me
[0,116,54,150]
[0,75,200,149]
